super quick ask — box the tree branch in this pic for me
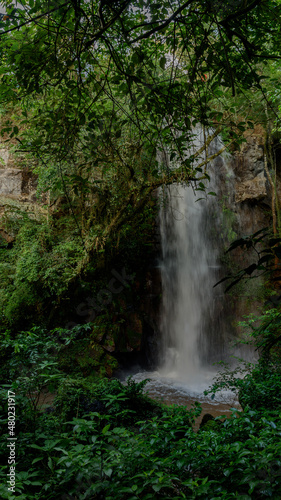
[220,0,263,26]
[129,0,194,44]
[0,1,71,36]
[84,0,132,50]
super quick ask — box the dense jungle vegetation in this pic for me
[1,0,281,498]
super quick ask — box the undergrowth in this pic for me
[1,318,281,499]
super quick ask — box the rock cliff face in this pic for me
[210,127,275,357]
[234,132,267,203]
[0,144,46,244]
[231,129,270,235]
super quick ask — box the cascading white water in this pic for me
[159,184,222,385]
[158,133,230,389]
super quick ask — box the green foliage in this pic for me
[54,376,161,426]
[239,362,281,411]
[206,359,281,412]
[0,326,75,432]
[13,222,85,293]
[0,321,120,385]
[0,0,280,307]
[0,324,87,379]
[0,181,157,328]
[1,0,281,326]
[214,228,280,293]
[206,307,281,412]
[1,3,281,497]
[2,380,281,499]
[237,308,281,360]
[0,220,86,325]
[2,316,281,499]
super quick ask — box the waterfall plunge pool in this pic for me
[123,369,241,429]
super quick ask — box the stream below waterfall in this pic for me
[125,370,241,430]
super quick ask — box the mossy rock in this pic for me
[199,413,222,432]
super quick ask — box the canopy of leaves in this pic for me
[1,0,281,320]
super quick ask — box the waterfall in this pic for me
[129,131,256,402]
[158,135,231,388]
